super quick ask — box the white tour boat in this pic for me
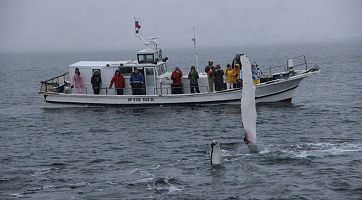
[39,23,319,105]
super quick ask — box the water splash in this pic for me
[262,142,362,159]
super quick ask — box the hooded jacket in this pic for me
[188,69,199,86]
[91,72,102,88]
[171,69,183,86]
[109,73,125,89]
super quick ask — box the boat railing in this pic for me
[107,87,145,95]
[69,86,212,95]
[156,85,209,95]
[68,85,89,94]
[263,55,315,81]
[267,65,287,76]
[39,72,69,94]
[287,55,308,71]
[83,86,146,95]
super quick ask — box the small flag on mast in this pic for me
[135,20,141,34]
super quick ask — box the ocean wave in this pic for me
[87,158,108,164]
[30,167,52,176]
[44,162,70,168]
[129,176,182,194]
[68,181,90,189]
[3,193,24,198]
[43,184,56,190]
[88,128,111,133]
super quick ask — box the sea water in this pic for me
[0,41,362,199]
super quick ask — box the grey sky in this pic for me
[0,0,361,52]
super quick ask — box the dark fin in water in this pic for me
[247,144,259,154]
[210,141,222,165]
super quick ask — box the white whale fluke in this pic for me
[210,141,222,165]
[240,54,259,153]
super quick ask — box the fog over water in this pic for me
[0,0,362,52]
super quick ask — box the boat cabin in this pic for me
[68,48,174,95]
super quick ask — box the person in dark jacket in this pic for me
[109,70,125,95]
[130,68,145,95]
[91,70,102,94]
[188,66,200,93]
[171,66,183,94]
[214,64,224,91]
[204,60,215,92]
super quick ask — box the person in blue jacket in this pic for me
[130,68,145,95]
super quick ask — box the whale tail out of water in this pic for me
[210,141,222,165]
[240,54,258,153]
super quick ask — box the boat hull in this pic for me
[44,72,311,105]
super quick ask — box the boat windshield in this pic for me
[138,54,154,63]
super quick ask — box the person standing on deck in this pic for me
[214,64,224,91]
[109,70,125,95]
[225,64,234,90]
[233,64,241,88]
[130,68,145,95]
[71,68,84,94]
[204,60,215,92]
[252,63,262,85]
[91,70,102,95]
[188,66,200,93]
[171,66,183,94]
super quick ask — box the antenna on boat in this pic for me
[134,17,158,50]
[192,26,199,69]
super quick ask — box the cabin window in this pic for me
[137,55,146,63]
[138,54,155,63]
[146,54,154,62]
[118,66,133,76]
[138,54,145,63]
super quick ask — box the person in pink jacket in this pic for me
[71,68,84,94]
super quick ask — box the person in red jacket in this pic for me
[171,66,183,94]
[109,70,125,95]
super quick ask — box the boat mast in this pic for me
[192,26,199,69]
[134,17,158,50]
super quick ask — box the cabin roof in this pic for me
[69,60,137,67]
[70,61,110,67]
[69,60,166,67]
[138,48,159,54]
